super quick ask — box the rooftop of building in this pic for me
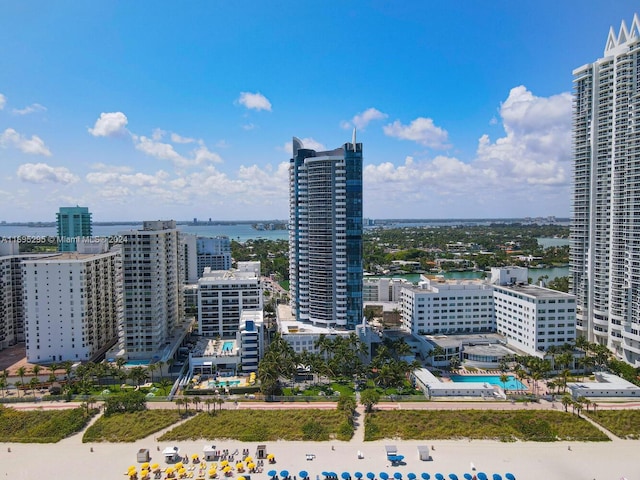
[22,251,116,263]
[493,282,575,299]
[423,333,505,349]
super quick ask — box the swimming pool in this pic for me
[207,379,241,388]
[222,341,234,351]
[124,359,150,368]
[449,374,526,390]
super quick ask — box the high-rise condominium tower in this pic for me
[119,220,184,360]
[571,14,640,366]
[289,135,363,330]
[56,206,92,252]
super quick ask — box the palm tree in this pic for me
[148,363,158,384]
[159,378,172,396]
[204,398,214,414]
[561,393,572,412]
[29,377,39,397]
[48,362,58,383]
[192,396,202,412]
[216,397,224,413]
[16,366,26,388]
[499,373,509,393]
[175,398,184,414]
[360,389,380,413]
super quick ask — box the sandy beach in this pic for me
[0,406,638,480]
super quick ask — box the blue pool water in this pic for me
[450,374,526,390]
[222,341,234,351]
[124,359,150,367]
[207,380,241,388]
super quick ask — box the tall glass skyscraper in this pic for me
[289,135,363,330]
[56,206,92,252]
[571,14,640,366]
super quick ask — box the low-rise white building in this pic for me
[491,268,576,356]
[400,276,494,335]
[363,277,412,302]
[23,250,120,363]
[568,372,640,399]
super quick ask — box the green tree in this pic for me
[103,390,147,416]
[360,389,380,413]
[16,366,26,387]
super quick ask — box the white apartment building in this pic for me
[571,14,640,365]
[400,277,494,335]
[196,236,231,279]
[119,220,184,360]
[493,283,577,356]
[22,250,119,363]
[198,261,262,338]
[363,277,412,302]
[0,243,57,351]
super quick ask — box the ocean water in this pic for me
[0,223,289,243]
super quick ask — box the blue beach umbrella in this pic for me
[394,473,402,480]
[408,474,417,480]
[268,471,277,478]
[492,475,502,480]
[477,473,488,480]
[280,471,289,479]
[355,473,363,479]
[300,471,309,479]
[435,474,444,480]
[366,474,375,480]
[322,473,330,479]
[449,475,459,480]
[421,474,430,480]
[505,475,515,480]
[342,473,351,480]
[463,475,473,480]
[380,473,389,480]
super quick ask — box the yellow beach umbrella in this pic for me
[128,466,137,472]
[192,454,200,460]
[141,469,149,477]
[244,456,252,462]
[179,467,187,475]
[223,466,232,473]
[236,462,244,469]
[142,462,150,470]
[166,467,175,475]
[266,453,274,460]
[238,476,246,480]
[247,463,256,470]
[220,460,229,467]
[176,462,184,469]
[211,463,218,470]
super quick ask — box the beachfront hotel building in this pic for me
[56,206,92,252]
[288,134,363,330]
[197,261,262,339]
[117,220,185,361]
[399,277,494,335]
[571,14,640,365]
[22,248,119,363]
[490,268,577,355]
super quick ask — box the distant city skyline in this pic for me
[0,2,636,221]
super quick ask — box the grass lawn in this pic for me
[284,382,355,398]
[584,410,640,439]
[364,410,610,442]
[0,405,93,443]
[160,409,353,442]
[83,409,183,443]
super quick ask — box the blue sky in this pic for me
[0,1,636,221]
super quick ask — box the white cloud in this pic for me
[0,128,52,156]
[171,132,195,144]
[135,136,189,166]
[12,103,46,115]
[193,144,222,164]
[237,92,272,111]
[242,123,256,131]
[383,117,450,149]
[342,107,388,130]
[88,112,129,137]
[0,94,6,110]
[364,85,572,217]
[17,163,78,184]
